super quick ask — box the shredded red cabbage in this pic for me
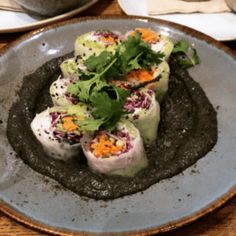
[114,129,133,153]
[93,30,120,46]
[124,90,152,112]
[94,30,119,39]
[65,93,79,105]
[49,112,61,127]
[49,112,82,145]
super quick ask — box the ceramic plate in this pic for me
[0,17,236,235]
[0,0,98,33]
[118,0,236,41]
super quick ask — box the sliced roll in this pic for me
[50,76,79,106]
[127,61,170,102]
[31,105,91,161]
[81,120,147,176]
[60,57,86,78]
[124,88,160,144]
[74,30,121,60]
[127,28,174,60]
[150,33,174,61]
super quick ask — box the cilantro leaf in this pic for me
[67,57,117,102]
[75,118,105,131]
[116,33,164,74]
[89,87,130,130]
[85,51,114,74]
[112,85,130,101]
[172,40,200,69]
[172,40,189,54]
[90,91,113,118]
[67,75,98,102]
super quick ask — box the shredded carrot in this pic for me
[111,80,131,90]
[62,116,81,132]
[100,36,116,44]
[91,134,124,158]
[130,28,159,43]
[127,69,153,82]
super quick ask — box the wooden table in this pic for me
[0,0,236,235]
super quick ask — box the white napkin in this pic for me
[146,0,230,15]
[0,0,23,12]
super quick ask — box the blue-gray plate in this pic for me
[0,17,236,235]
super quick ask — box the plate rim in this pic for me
[0,0,98,33]
[1,184,236,236]
[0,15,236,235]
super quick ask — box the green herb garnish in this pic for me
[172,40,200,69]
[67,33,164,131]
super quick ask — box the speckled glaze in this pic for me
[0,17,236,235]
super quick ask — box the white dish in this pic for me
[0,0,98,33]
[118,0,236,41]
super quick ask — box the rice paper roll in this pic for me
[74,30,121,60]
[126,28,174,60]
[50,76,79,106]
[60,57,86,78]
[150,34,174,61]
[127,61,170,102]
[31,104,91,161]
[52,57,87,106]
[124,88,160,144]
[151,61,170,102]
[81,120,147,176]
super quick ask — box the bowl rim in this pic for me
[0,0,99,33]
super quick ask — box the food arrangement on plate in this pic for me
[7,27,217,200]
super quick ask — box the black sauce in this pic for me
[7,55,217,200]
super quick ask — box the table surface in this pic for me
[0,0,236,235]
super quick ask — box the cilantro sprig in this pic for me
[74,85,130,131]
[172,40,200,69]
[84,32,164,79]
[67,33,164,131]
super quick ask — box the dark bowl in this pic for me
[14,0,83,17]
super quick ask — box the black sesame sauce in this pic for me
[7,54,217,200]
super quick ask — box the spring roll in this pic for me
[74,30,121,60]
[127,61,170,102]
[31,104,91,160]
[50,76,79,106]
[60,57,87,78]
[81,120,147,176]
[124,88,160,144]
[126,28,174,60]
